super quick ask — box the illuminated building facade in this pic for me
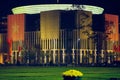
[0,4,119,65]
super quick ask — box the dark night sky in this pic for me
[0,0,120,17]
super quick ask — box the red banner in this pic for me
[7,14,25,41]
[113,45,120,52]
[105,14,119,41]
[7,38,12,56]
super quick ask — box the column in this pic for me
[48,50,51,63]
[80,50,82,63]
[94,50,97,63]
[57,50,60,64]
[53,50,56,64]
[101,50,104,63]
[72,49,75,64]
[27,51,29,64]
[89,50,92,64]
[53,39,56,64]
[44,50,46,64]
[18,51,22,63]
[62,49,65,64]
[15,51,18,64]
[11,52,13,64]
[107,51,111,64]
[108,57,111,64]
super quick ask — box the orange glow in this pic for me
[7,39,12,56]
[8,14,25,41]
[105,14,119,41]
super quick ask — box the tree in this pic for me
[21,44,40,64]
[82,27,95,64]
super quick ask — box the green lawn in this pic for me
[0,66,120,80]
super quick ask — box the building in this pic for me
[0,4,119,65]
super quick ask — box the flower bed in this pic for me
[62,70,83,80]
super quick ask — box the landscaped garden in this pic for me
[0,66,120,80]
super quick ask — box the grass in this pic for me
[0,66,120,80]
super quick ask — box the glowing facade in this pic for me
[0,4,119,65]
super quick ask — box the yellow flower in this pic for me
[62,69,83,77]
